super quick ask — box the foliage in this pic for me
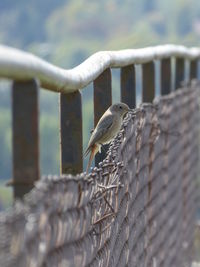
[0,108,12,180]
[0,181,12,210]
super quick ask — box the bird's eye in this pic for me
[119,106,122,109]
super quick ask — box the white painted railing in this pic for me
[0,44,199,93]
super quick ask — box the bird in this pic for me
[85,103,131,173]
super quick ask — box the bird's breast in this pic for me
[98,117,122,145]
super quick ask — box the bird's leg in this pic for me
[99,143,107,154]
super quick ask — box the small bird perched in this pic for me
[85,103,131,173]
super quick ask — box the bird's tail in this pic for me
[86,144,98,174]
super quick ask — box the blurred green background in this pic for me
[0,0,200,209]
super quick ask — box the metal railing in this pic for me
[0,44,199,199]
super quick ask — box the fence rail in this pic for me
[0,44,199,200]
[0,44,200,92]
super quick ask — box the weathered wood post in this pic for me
[190,59,198,80]
[120,65,136,108]
[142,61,155,102]
[60,91,83,175]
[93,68,112,167]
[175,58,185,89]
[12,79,39,199]
[161,58,171,95]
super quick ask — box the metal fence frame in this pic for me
[0,44,199,199]
[0,83,199,267]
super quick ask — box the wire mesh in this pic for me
[0,81,199,267]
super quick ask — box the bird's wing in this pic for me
[84,114,114,156]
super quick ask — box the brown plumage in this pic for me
[85,103,131,173]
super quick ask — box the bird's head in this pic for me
[110,103,131,117]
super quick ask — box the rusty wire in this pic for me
[0,82,199,267]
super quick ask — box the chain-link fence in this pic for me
[0,82,199,267]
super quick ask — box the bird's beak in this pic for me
[123,108,131,118]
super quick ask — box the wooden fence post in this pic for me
[142,62,155,102]
[12,79,39,199]
[175,58,185,90]
[120,65,136,108]
[60,91,83,175]
[161,58,171,95]
[190,59,198,80]
[93,68,112,167]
